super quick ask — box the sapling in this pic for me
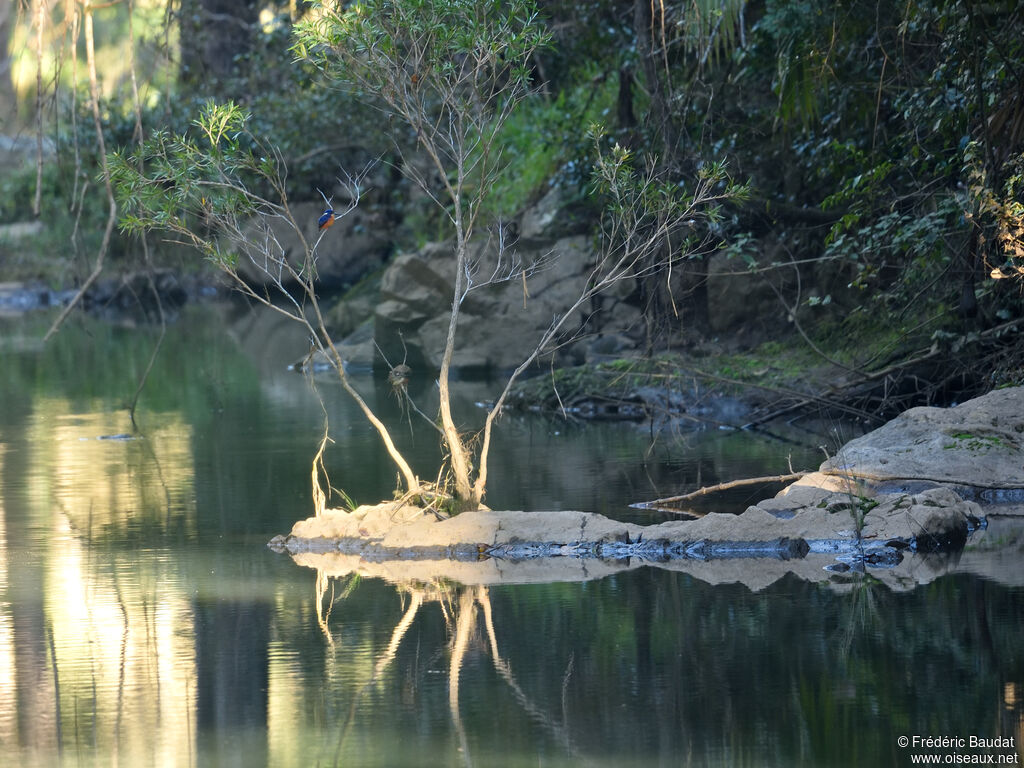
[112,0,744,515]
[111,102,422,504]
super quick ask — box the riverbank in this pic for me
[0,271,227,319]
[9,262,1021,433]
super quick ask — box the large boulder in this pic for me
[705,247,789,338]
[748,479,980,552]
[518,183,592,241]
[371,235,641,371]
[819,386,1024,491]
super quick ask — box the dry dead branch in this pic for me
[633,471,810,512]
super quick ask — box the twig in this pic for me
[127,286,165,429]
[126,10,165,430]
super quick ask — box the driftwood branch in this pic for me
[633,471,810,510]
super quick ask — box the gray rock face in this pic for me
[336,187,861,372]
[371,235,641,371]
[749,476,980,553]
[820,387,1024,489]
[705,248,789,337]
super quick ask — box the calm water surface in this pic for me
[1,304,1022,768]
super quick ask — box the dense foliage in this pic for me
[4,0,1023,386]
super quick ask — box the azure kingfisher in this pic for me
[318,207,335,231]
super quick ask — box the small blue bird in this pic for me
[318,207,335,231]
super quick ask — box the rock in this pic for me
[0,134,55,168]
[0,221,43,242]
[324,182,646,373]
[584,333,637,363]
[704,241,793,338]
[0,281,69,315]
[331,321,377,370]
[89,269,189,312]
[519,185,563,240]
[275,480,978,569]
[519,183,591,241]
[325,276,383,339]
[0,272,220,319]
[957,514,1024,586]
[272,494,991,592]
[373,235,599,371]
[820,386,1024,490]
[282,541,1000,592]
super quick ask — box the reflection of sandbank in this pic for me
[271,496,1024,592]
[286,539,1016,593]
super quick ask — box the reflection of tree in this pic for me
[1002,682,1024,763]
[0,500,198,764]
[328,587,424,764]
[316,573,585,767]
[194,597,270,765]
[475,585,581,757]
[2,400,60,755]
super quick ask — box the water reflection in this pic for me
[1,306,1023,767]
[292,561,1024,768]
[1,514,198,767]
[291,571,584,768]
[284,514,1024,593]
[33,406,196,540]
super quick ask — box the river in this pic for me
[1,302,1021,767]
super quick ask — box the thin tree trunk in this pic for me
[437,231,476,506]
[0,0,18,127]
[125,0,166,428]
[44,3,116,342]
[634,0,678,157]
[34,0,46,216]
